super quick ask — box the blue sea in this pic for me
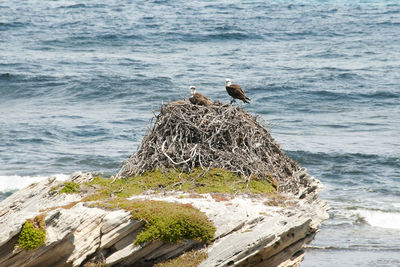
[1,1,399,266]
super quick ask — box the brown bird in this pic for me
[189,86,213,106]
[225,78,250,104]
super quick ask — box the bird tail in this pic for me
[245,97,251,103]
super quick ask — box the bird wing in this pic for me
[226,84,247,99]
[189,96,197,105]
[193,93,212,106]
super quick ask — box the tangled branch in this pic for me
[117,100,301,193]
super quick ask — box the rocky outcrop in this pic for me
[0,169,328,267]
[0,102,329,266]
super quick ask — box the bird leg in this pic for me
[230,99,236,105]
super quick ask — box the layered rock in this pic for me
[0,102,328,266]
[0,168,327,267]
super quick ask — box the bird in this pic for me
[189,86,213,106]
[225,79,250,104]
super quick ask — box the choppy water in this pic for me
[1,1,399,266]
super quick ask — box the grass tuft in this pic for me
[59,182,80,194]
[97,198,215,246]
[154,249,208,267]
[16,214,46,250]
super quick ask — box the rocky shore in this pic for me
[0,102,328,266]
[0,169,327,267]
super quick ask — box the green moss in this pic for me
[59,182,80,194]
[100,198,215,245]
[154,249,208,267]
[17,215,46,250]
[79,168,275,246]
[248,177,276,194]
[84,168,275,200]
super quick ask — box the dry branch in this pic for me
[117,100,301,193]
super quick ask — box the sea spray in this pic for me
[0,174,69,193]
[357,209,400,230]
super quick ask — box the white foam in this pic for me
[0,174,70,193]
[357,209,400,230]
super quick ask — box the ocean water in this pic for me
[1,0,399,266]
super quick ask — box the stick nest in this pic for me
[117,100,301,193]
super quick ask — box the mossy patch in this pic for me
[97,198,215,245]
[59,182,80,194]
[83,168,276,202]
[76,168,275,246]
[16,215,46,250]
[154,249,208,267]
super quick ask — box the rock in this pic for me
[100,210,142,249]
[0,102,329,266]
[0,168,328,267]
[70,172,93,184]
[0,175,81,248]
[128,171,328,267]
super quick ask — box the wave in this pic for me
[62,76,173,101]
[307,245,400,252]
[0,73,12,80]
[286,150,399,186]
[159,31,263,42]
[377,21,400,26]
[356,209,400,230]
[359,90,399,99]
[309,88,398,100]
[1,72,169,102]
[287,150,398,166]
[40,33,144,48]
[0,21,27,30]
[0,73,68,100]
[0,174,69,193]
[58,4,88,9]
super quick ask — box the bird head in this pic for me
[190,86,196,96]
[225,79,232,86]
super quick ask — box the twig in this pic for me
[117,100,301,193]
